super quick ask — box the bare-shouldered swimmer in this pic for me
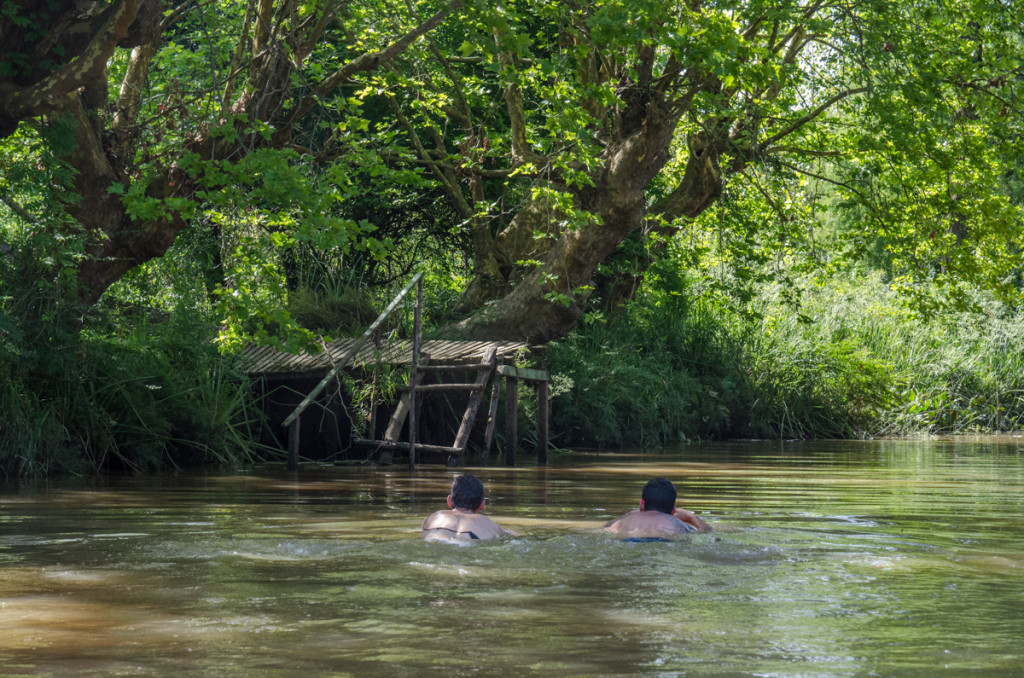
[422,474,509,543]
[604,477,712,538]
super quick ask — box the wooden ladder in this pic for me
[353,347,498,465]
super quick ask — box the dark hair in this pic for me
[641,478,677,514]
[450,474,486,511]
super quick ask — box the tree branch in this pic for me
[285,0,462,127]
[387,94,475,221]
[768,145,846,158]
[760,86,868,149]
[0,190,38,225]
[0,0,143,127]
[496,42,549,169]
[161,0,203,31]
[772,158,876,209]
[296,0,340,61]
[112,42,158,159]
[221,0,255,113]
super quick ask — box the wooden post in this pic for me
[287,417,300,471]
[409,277,423,471]
[481,376,501,465]
[505,375,518,466]
[536,380,548,464]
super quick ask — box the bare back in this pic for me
[421,510,509,542]
[603,510,695,538]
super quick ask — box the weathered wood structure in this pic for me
[238,275,549,469]
[239,337,528,381]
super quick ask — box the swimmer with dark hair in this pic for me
[422,474,510,543]
[604,477,712,538]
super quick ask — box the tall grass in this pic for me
[0,280,278,478]
[547,269,1024,447]
[547,269,747,447]
[758,278,1024,435]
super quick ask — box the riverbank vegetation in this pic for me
[1,0,1022,476]
[548,269,1024,447]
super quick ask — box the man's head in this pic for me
[448,474,486,511]
[640,477,677,514]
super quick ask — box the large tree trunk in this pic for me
[455,195,561,311]
[451,123,724,343]
[437,4,841,343]
[591,130,726,309]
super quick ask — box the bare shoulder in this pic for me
[463,513,510,539]
[604,508,639,530]
[422,509,456,531]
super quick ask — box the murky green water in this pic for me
[1,438,1023,676]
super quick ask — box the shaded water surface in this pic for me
[1,438,1023,676]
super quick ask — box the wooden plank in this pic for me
[409,277,422,471]
[243,345,277,372]
[369,341,406,364]
[242,345,276,371]
[383,393,413,442]
[400,383,485,393]
[433,344,457,360]
[382,355,429,442]
[326,339,356,363]
[497,343,526,359]
[497,365,549,382]
[416,363,492,372]
[242,336,530,374]
[451,347,497,453]
[352,439,460,455]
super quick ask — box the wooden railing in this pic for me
[282,273,423,470]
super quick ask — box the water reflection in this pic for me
[1,439,1023,676]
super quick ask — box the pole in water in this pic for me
[409,276,423,471]
[288,417,300,471]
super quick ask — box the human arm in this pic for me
[673,507,712,531]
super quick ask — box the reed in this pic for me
[547,270,1024,446]
[547,273,745,447]
[0,295,276,476]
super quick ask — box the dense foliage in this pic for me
[547,267,1024,449]
[1,0,1022,475]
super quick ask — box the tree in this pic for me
[376,0,1022,341]
[0,0,459,311]
[2,0,1021,348]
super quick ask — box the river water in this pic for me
[1,438,1022,677]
